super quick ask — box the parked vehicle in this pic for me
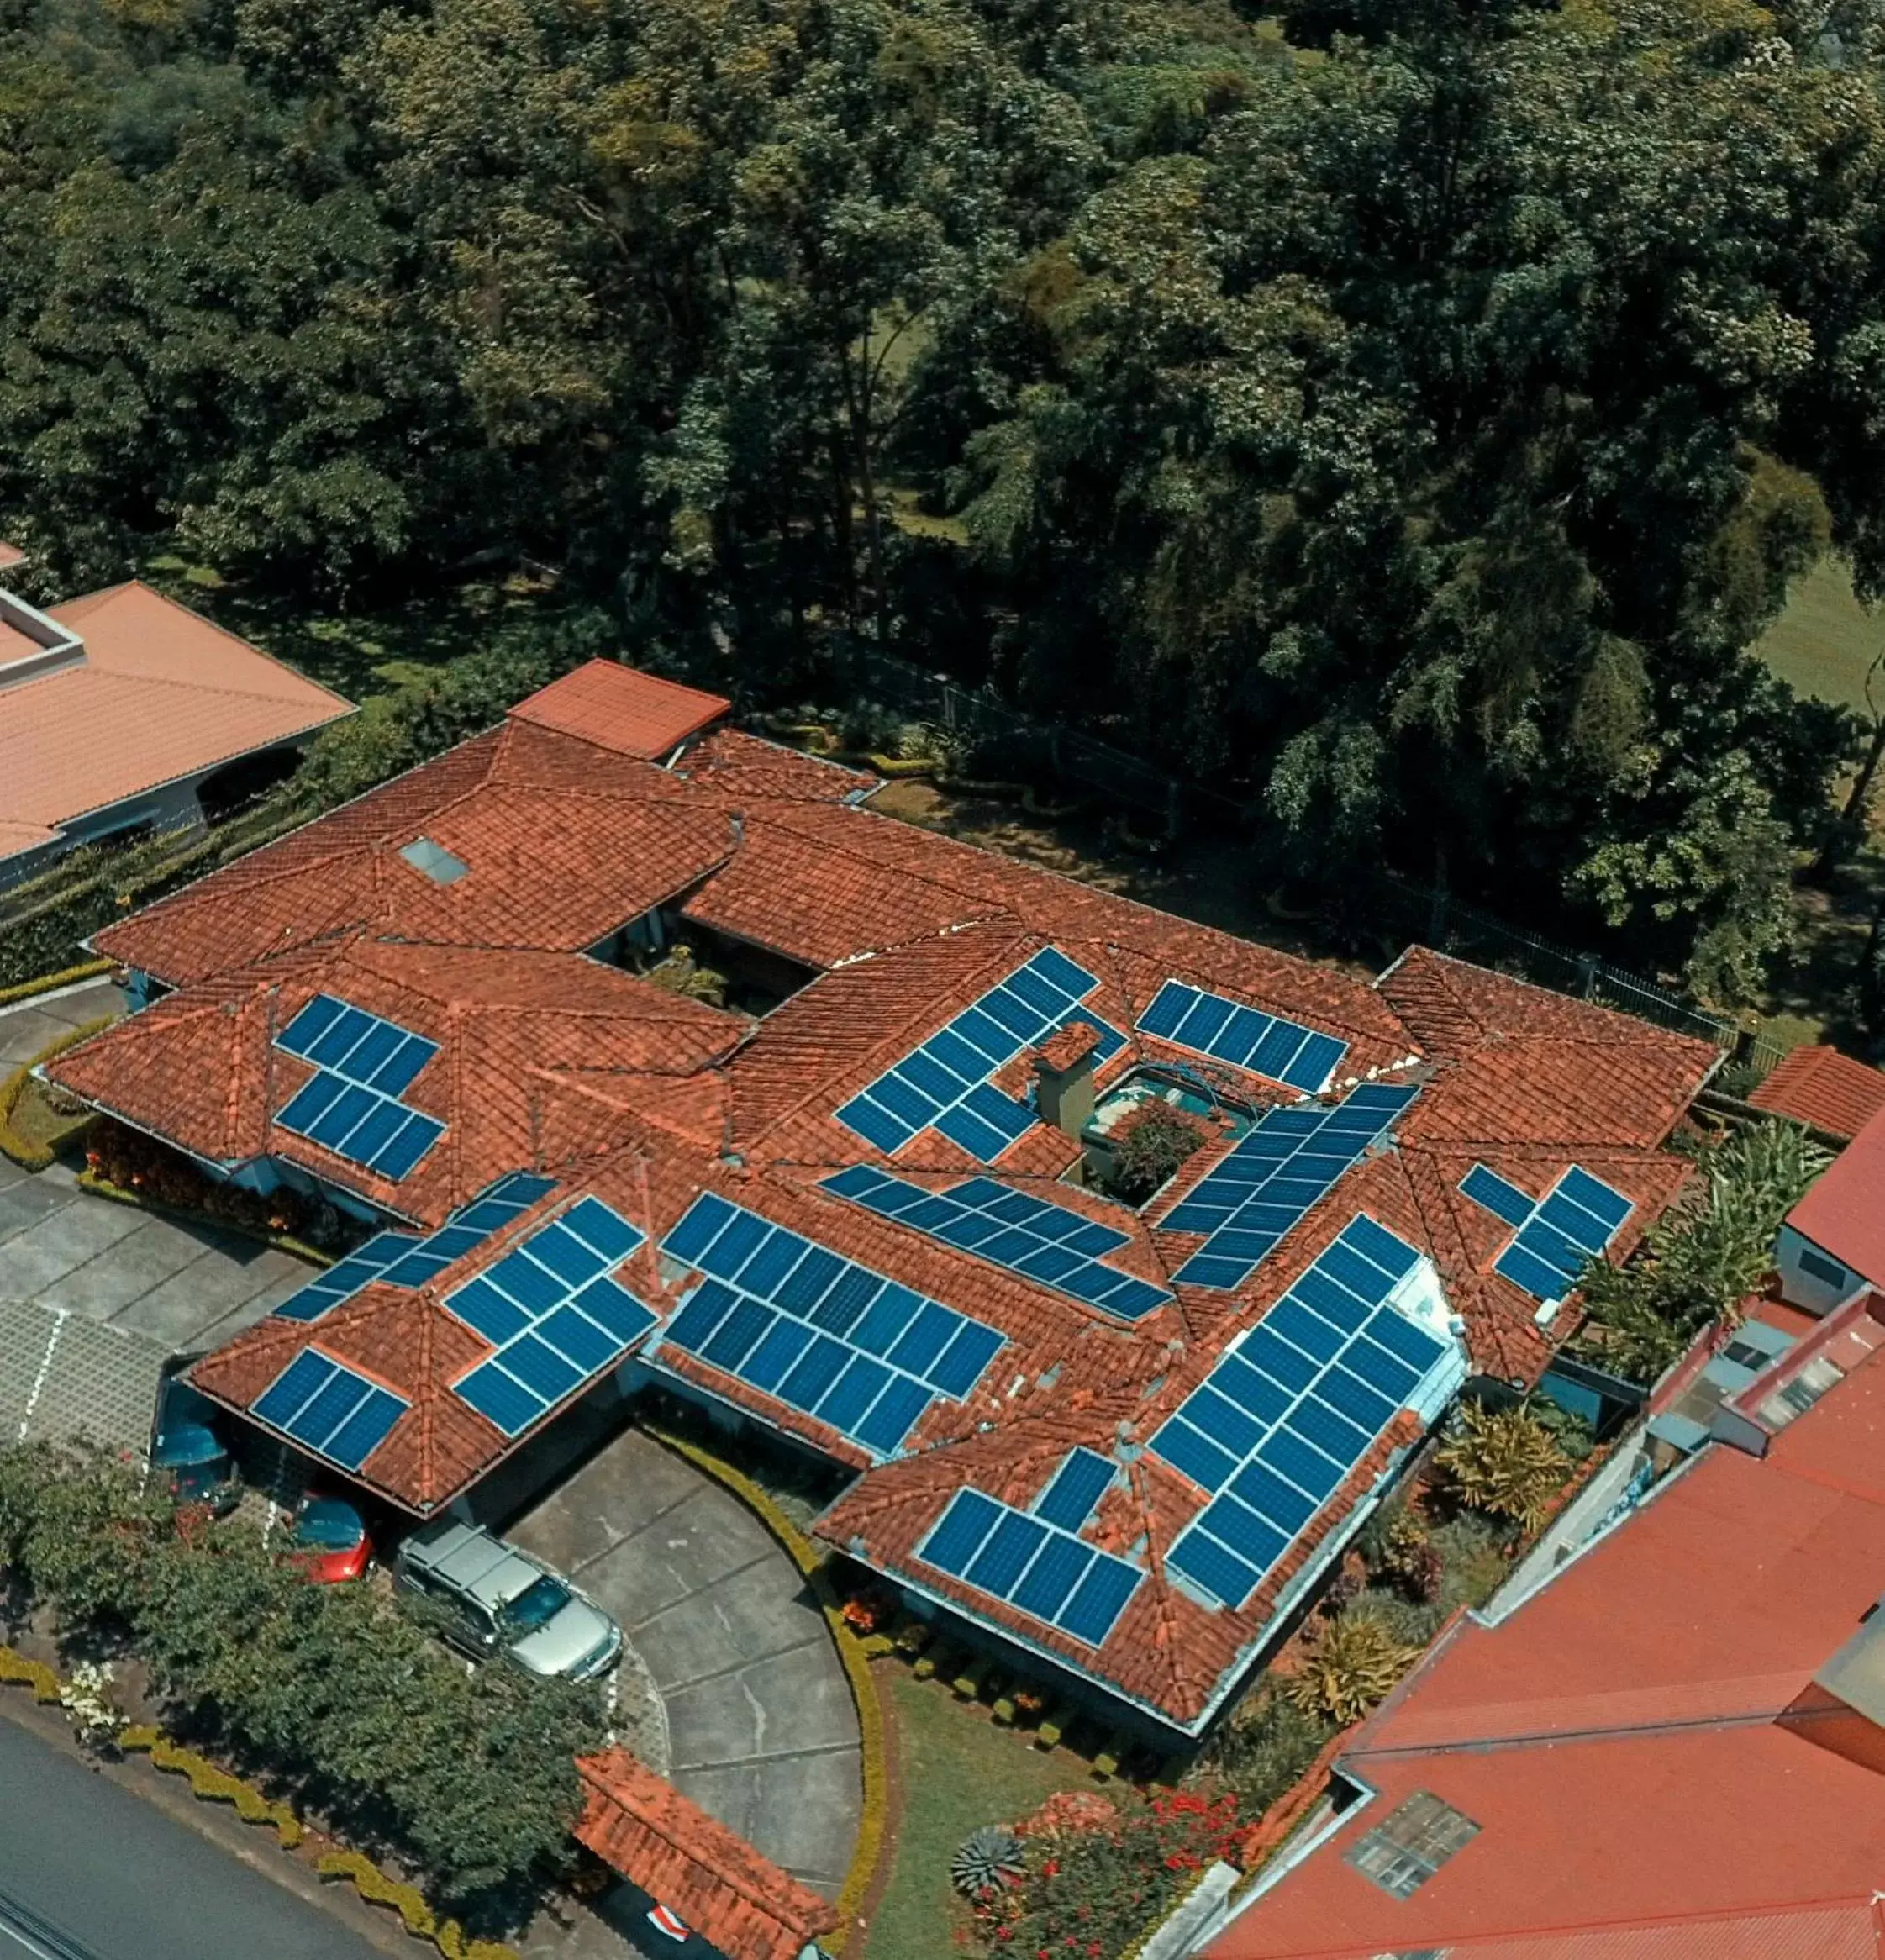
[393,1520,621,1682]
[150,1379,240,1515]
[289,1492,375,1583]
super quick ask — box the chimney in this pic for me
[1034,1020,1102,1143]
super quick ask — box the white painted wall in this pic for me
[1776,1222,1867,1315]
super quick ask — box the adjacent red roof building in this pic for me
[1752,1042,1885,1140]
[576,1751,838,1960]
[0,578,350,885]
[1785,1102,1885,1292]
[1203,1298,1885,1960]
[49,664,1720,1736]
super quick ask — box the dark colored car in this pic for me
[289,1493,374,1584]
[150,1419,240,1515]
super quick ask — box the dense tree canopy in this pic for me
[2,0,1883,998]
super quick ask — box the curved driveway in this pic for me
[507,1428,862,1899]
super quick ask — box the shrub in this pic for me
[1203,1684,1335,1813]
[1429,1510,1518,1612]
[1433,1401,1572,1531]
[971,1791,1243,1957]
[0,1445,603,1918]
[950,1826,1024,1898]
[84,1121,308,1241]
[1108,1104,1208,1204]
[1287,1613,1422,1725]
[1573,1118,1830,1383]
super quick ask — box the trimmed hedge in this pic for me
[0,1014,116,1169]
[0,958,113,1007]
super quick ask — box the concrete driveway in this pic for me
[0,976,313,1445]
[507,1428,863,1900]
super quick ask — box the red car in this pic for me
[289,1494,374,1583]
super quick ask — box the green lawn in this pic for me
[859,1668,1099,1960]
[1757,557,1883,712]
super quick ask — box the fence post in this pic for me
[1577,955,1598,1001]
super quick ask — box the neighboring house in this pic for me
[1776,1103,1885,1315]
[1751,1041,1885,1141]
[47,660,1719,1741]
[0,564,351,889]
[1195,1289,1885,1960]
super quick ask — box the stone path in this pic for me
[508,1427,862,1900]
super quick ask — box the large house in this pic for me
[50,661,1719,1740]
[0,554,352,888]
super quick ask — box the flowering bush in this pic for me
[87,1121,304,1240]
[840,1589,895,1635]
[971,1791,1243,1955]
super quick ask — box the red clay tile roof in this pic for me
[0,581,350,862]
[96,723,737,984]
[1788,1103,1885,1290]
[507,660,729,760]
[575,1751,839,1960]
[1206,1320,1885,1960]
[1751,1043,1885,1140]
[52,939,749,1228]
[672,726,880,803]
[47,667,1727,1727]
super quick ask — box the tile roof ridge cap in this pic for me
[40,658,350,715]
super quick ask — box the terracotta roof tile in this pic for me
[507,660,728,759]
[1750,1045,1885,1140]
[575,1751,839,1960]
[673,727,880,803]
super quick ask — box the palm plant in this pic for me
[1287,1613,1422,1725]
[1433,1400,1570,1531]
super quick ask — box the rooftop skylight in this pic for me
[399,835,469,884]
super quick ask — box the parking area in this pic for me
[508,1427,863,1900]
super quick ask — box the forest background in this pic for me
[6,0,1885,1012]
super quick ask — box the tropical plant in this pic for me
[950,1826,1024,1899]
[1203,1683,1336,1813]
[1432,1401,1572,1532]
[1108,1103,1209,1204]
[1575,1118,1830,1383]
[1287,1612,1423,1725]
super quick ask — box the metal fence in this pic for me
[822,645,1757,1062]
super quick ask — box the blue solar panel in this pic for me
[1473,1163,1634,1306]
[274,993,446,1183]
[1459,1163,1533,1228]
[917,1488,1141,1647]
[271,1230,420,1323]
[445,1199,653,1436]
[658,1194,1004,1459]
[835,948,1125,1161]
[250,1348,408,1473]
[1136,980,1349,1093]
[820,1167,1170,1323]
[1150,1215,1455,1610]
[1035,1448,1115,1531]
[1166,1084,1419,1290]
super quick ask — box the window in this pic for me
[398,835,469,885]
[1798,1243,1853,1290]
[1345,1792,1480,1899]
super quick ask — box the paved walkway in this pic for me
[508,1428,862,1900]
[0,977,310,1445]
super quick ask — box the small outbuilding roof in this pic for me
[1751,1043,1885,1141]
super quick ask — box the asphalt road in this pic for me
[0,1718,382,1960]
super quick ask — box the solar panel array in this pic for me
[251,1347,410,1472]
[275,993,446,1182]
[659,1192,1004,1457]
[1161,1083,1419,1290]
[449,1197,656,1436]
[1136,980,1348,1094]
[918,1488,1142,1647]
[819,1167,1170,1321]
[1461,1163,1632,1304]
[1150,1215,1451,1611]
[271,1172,559,1323]
[1034,1447,1116,1531]
[835,947,1124,1162]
